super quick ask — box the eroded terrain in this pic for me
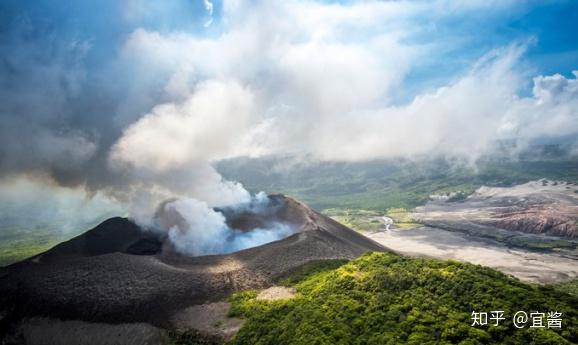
[360,181,578,284]
[415,180,578,239]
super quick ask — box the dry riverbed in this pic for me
[362,180,578,284]
[362,181,578,284]
[365,226,577,284]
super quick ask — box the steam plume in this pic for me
[151,193,295,256]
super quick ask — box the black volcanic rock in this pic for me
[24,217,149,264]
[125,238,163,255]
[0,195,386,343]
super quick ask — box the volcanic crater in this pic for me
[0,195,385,343]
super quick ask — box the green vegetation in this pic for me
[217,157,578,211]
[385,208,422,229]
[279,259,350,286]
[447,191,471,202]
[169,330,222,345]
[0,225,69,266]
[322,208,422,232]
[228,253,578,345]
[549,279,578,298]
[322,208,384,232]
[0,215,117,266]
[506,237,578,252]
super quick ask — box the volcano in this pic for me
[0,195,385,343]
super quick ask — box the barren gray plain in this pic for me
[365,181,578,284]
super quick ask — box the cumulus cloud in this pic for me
[525,71,578,139]
[111,80,256,171]
[116,7,578,166]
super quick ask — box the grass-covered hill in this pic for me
[223,252,577,345]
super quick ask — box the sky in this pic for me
[0,0,578,225]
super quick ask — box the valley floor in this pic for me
[364,226,577,284]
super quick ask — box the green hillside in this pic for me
[226,252,577,345]
[217,156,578,211]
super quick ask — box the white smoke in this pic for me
[109,79,254,215]
[149,193,295,256]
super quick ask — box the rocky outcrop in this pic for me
[414,180,578,238]
[484,209,577,238]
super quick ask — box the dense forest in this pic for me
[221,253,577,345]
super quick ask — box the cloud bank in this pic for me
[0,0,577,213]
[112,3,578,167]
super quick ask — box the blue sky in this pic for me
[397,0,578,100]
[1,1,576,102]
[3,1,577,88]
[512,1,578,75]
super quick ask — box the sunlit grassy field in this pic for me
[0,225,70,266]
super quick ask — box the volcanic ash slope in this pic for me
[0,195,385,339]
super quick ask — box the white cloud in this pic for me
[0,176,126,234]
[109,0,578,206]
[111,79,256,171]
[203,0,214,27]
